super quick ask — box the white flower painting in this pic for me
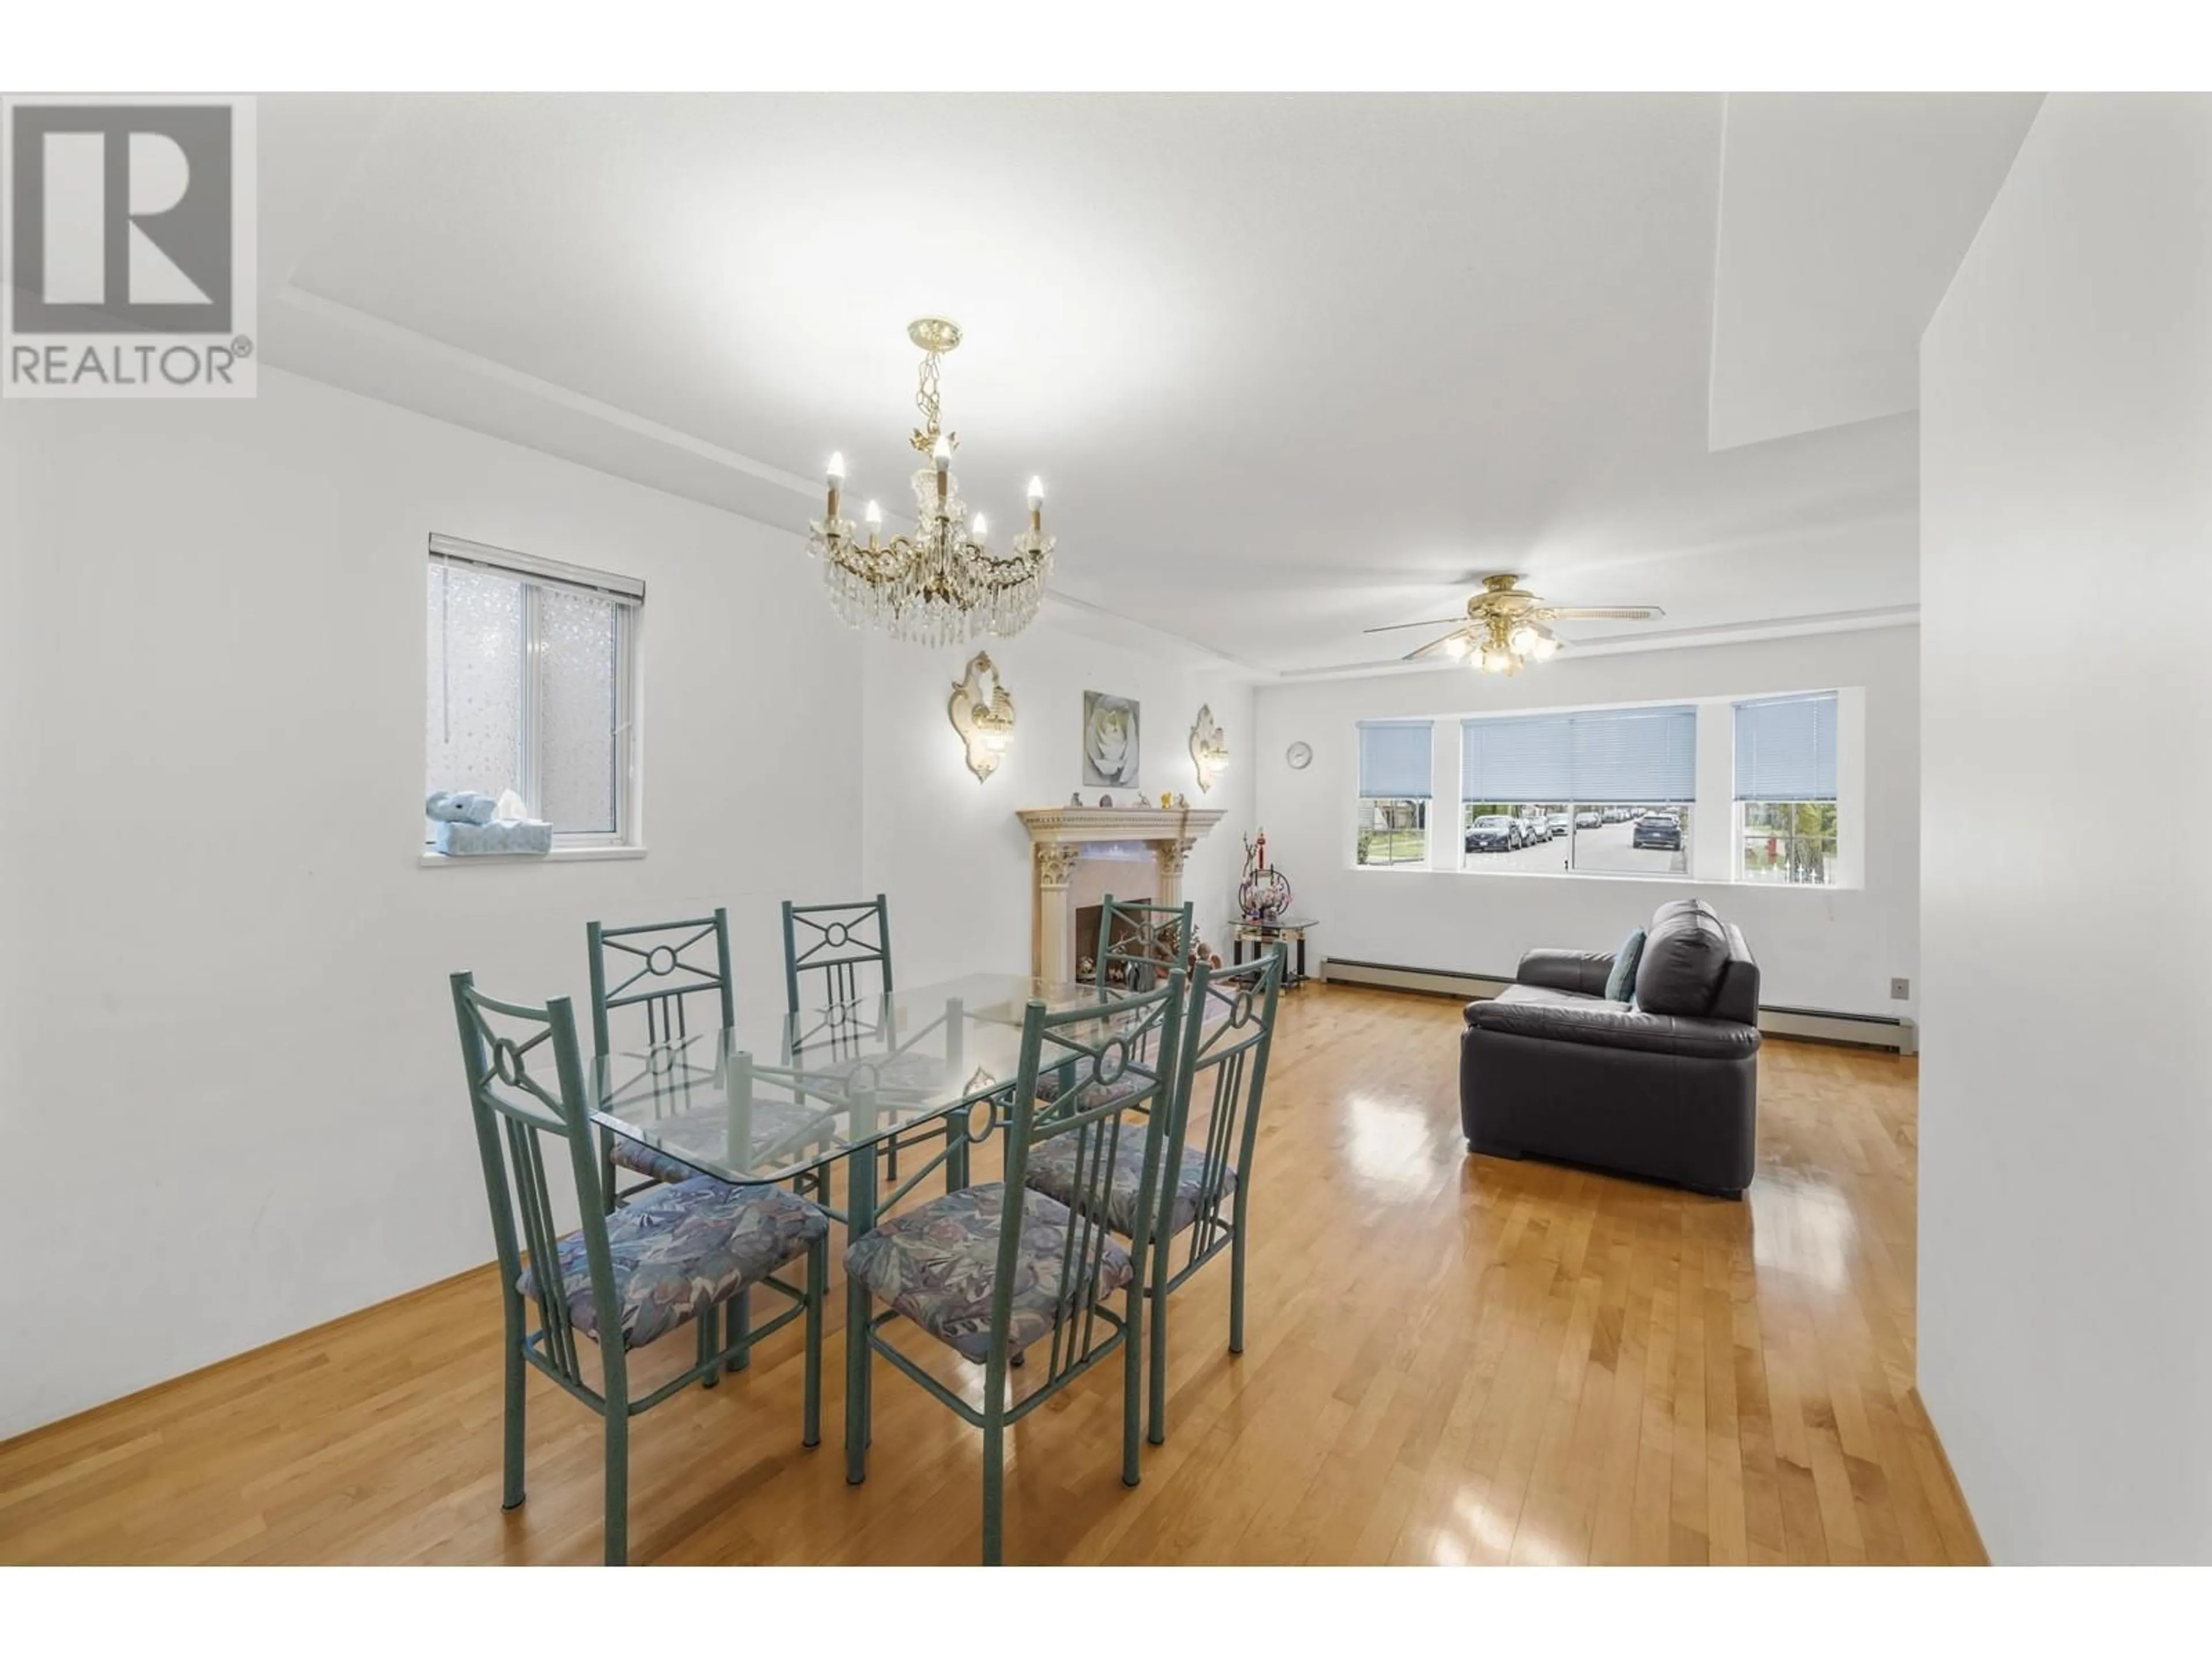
[1082,691,1141,788]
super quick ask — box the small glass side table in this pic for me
[1230,915,1318,987]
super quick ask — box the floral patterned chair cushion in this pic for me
[1028,1067,1150,1111]
[609,1137,711,1186]
[843,1181,1134,1362]
[518,1176,827,1350]
[608,1097,837,1185]
[1022,1133,1237,1238]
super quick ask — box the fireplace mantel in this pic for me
[1017,806,1226,978]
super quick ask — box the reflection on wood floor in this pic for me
[0,984,1982,1565]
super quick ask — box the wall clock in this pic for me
[1285,741,1313,770]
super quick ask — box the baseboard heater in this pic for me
[1316,956,1918,1055]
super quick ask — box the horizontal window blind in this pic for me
[1357,721,1433,798]
[1574,706,1696,803]
[1460,713,1574,801]
[1461,706,1695,802]
[1734,693,1838,801]
[429,533,645,605]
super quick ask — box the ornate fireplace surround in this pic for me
[1016,806,1225,980]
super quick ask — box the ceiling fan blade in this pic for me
[1404,631,1470,662]
[1362,616,1467,634]
[1546,605,1665,621]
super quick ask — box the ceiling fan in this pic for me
[1363,573,1664,675]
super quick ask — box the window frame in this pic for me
[425,535,643,854]
[1455,705,1697,880]
[1346,687,1858,891]
[1353,719,1436,869]
[1731,692,1840,887]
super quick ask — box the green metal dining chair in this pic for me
[589,908,839,1192]
[586,909,738,1203]
[1093,895,1195,993]
[841,972,1187,1565]
[780,893,895,1018]
[781,894,939,1187]
[449,971,828,1566]
[589,909,837,1376]
[1033,894,1198,1115]
[1024,948,1284,1446]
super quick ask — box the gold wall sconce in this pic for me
[1190,704,1230,793]
[949,653,1017,783]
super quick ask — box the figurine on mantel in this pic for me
[1068,790,1084,807]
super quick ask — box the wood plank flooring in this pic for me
[0,985,1983,1565]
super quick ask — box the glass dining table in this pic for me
[586,971,1166,1475]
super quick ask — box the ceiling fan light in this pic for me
[1508,623,1538,654]
[1529,633,1560,660]
[1480,646,1513,674]
[1443,635,1469,660]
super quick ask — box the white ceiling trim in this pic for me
[1275,605,1920,683]
[272,283,823,497]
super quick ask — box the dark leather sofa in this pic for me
[1459,898,1760,1197]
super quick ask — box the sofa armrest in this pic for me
[1467,997,1761,1060]
[1516,948,1615,998]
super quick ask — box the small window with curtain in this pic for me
[1734,692,1837,884]
[426,534,642,852]
[1355,720,1432,866]
[1459,704,1696,876]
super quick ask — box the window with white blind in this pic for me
[1459,705,1697,876]
[425,535,642,851]
[1734,692,1838,885]
[1355,720,1432,866]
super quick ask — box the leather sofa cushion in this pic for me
[1603,929,1646,1003]
[1634,904,1731,1016]
[1497,983,1600,1008]
[1514,947,1615,998]
[1465,997,1761,1059]
[1465,982,1599,1022]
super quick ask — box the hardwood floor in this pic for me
[0,985,1982,1565]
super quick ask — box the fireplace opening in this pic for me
[1075,898,1156,987]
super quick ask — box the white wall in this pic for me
[1252,627,1919,1018]
[1919,94,2212,1563]
[858,620,1256,986]
[0,369,864,1439]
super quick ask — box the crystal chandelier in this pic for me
[808,319,1054,645]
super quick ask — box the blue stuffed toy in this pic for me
[425,790,498,826]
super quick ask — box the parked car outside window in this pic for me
[1465,814,1522,853]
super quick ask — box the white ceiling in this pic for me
[1708,92,2044,452]
[257,92,2040,677]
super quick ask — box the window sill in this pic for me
[419,845,647,868]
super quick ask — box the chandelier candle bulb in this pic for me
[972,512,988,541]
[826,453,844,521]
